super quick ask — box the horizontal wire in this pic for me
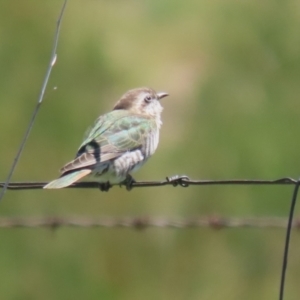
[0,176,297,190]
[0,216,297,229]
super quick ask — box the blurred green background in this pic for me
[1,1,300,299]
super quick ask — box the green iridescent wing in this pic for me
[79,110,128,148]
[60,110,156,174]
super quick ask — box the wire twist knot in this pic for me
[166,175,190,187]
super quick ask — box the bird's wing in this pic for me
[60,112,156,174]
[79,110,128,148]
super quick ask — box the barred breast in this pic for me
[143,128,159,158]
[113,128,159,178]
[91,149,145,184]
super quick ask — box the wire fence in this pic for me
[0,176,298,190]
[0,2,298,299]
[0,216,297,229]
[3,176,295,300]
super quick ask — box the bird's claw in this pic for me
[98,182,112,192]
[124,174,136,191]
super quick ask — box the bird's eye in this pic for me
[144,95,152,103]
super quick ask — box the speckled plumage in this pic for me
[44,87,168,189]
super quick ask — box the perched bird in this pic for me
[44,87,168,190]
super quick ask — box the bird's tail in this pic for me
[43,169,91,189]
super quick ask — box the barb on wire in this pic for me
[0,176,297,190]
[0,0,68,203]
[0,216,296,229]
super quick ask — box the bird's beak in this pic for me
[157,92,169,100]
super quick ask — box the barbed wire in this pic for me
[0,176,297,190]
[0,216,297,229]
[3,175,298,300]
[0,1,297,298]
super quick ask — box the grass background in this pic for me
[0,1,300,299]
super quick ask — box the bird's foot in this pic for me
[98,181,112,192]
[123,174,136,191]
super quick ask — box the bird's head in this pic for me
[113,87,168,120]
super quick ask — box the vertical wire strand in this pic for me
[279,180,300,300]
[0,1,68,203]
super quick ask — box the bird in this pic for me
[44,87,168,191]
